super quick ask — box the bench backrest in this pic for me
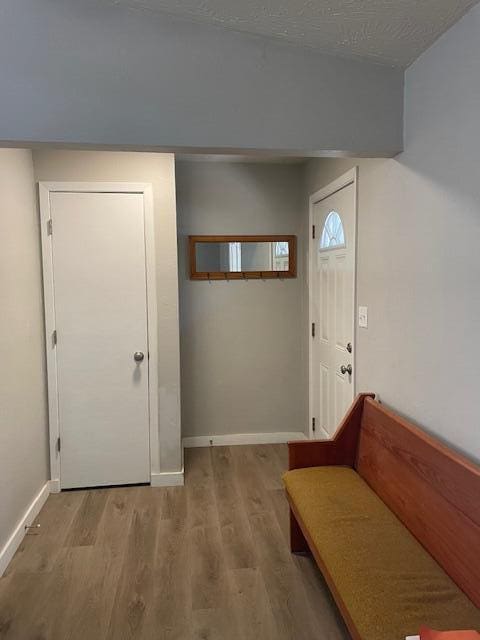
[355,397,480,608]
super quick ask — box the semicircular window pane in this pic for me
[320,211,345,250]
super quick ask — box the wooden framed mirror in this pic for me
[189,235,297,280]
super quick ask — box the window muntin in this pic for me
[320,211,345,250]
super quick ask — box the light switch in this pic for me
[358,306,368,329]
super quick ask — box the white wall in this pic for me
[304,3,480,462]
[0,149,49,557]
[33,150,182,473]
[0,0,403,155]
[176,161,307,439]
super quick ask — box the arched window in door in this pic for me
[320,211,345,250]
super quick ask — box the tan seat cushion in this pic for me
[283,466,480,640]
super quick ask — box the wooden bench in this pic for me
[283,394,480,640]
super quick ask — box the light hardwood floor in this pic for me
[0,445,349,640]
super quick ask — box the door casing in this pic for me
[39,182,158,491]
[308,168,358,439]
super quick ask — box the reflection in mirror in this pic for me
[196,241,290,273]
[189,235,296,280]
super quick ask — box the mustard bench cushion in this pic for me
[283,466,480,640]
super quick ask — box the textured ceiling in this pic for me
[108,0,479,67]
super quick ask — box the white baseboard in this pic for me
[0,481,51,577]
[150,469,184,487]
[182,431,306,448]
[49,478,61,493]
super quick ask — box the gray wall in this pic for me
[0,0,402,155]
[304,4,480,462]
[33,150,183,473]
[0,149,49,556]
[177,161,307,438]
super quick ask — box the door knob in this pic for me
[134,351,145,363]
[346,342,353,354]
[341,364,353,375]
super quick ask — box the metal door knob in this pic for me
[341,364,353,375]
[134,351,145,363]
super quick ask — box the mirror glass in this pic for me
[195,241,290,272]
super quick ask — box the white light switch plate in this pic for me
[358,306,368,329]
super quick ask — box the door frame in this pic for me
[308,167,358,439]
[39,182,158,491]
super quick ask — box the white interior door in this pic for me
[50,191,150,489]
[311,179,356,438]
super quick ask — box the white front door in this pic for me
[311,176,356,438]
[49,191,150,489]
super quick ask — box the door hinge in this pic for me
[52,330,57,346]
[57,437,61,453]
[311,322,315,338]
[312,224,316,239]
[47,219,53,235]
[312,417,316,433]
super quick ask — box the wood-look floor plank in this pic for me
[230,567,278,640]
[61,487,138,640]
[0,572,40,638]
[1,546,92,640]
[191,605,243,640]
[246,509,322,640]
[4,490,84,575]
[229,446,274,516]
[40,546,94,640]
[268,487,290,544]
[292,554,350,640]
[233,446,322,640]
[185,448,229,611]
[105,487,159,640]
[185,448,217,528]
[64,488,109,547]
[272,441,289,470]
[210,446,256,570]
[249,444,285,491]
[189,524,229,611]
[0,444,349,640]
[152,487,191,640]
[159,485,186,521]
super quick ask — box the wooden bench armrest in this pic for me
[288,393,375,470]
